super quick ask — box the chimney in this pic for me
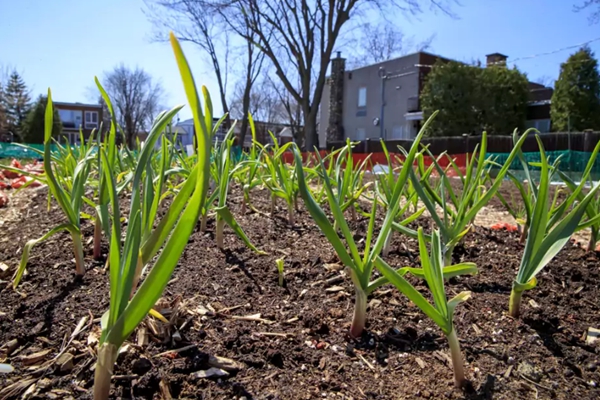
[486,53,508,67]
[327,52,346,142]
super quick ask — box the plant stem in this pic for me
[93,343,118,400]
[587,228,598,252]
[200,213,207,232]
[350,205,357,221]
[382,231,392,257]
[72,231,85,276]
[129,254,144,298]
[350,287,367,338]
[447,328,466,388]
[509,288,523,318]
[444,246,453,266]
[93,216,102,260]
[216,217,225,248]
[519,225,528,244]
[287,202,294,226]
[271,194,276,215]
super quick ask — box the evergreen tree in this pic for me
[4,71,31,139]
[421,61,530,136]
[0,82,7,136]
[21,95,62,144]
[551,46,600,131]
[421,61,482,137]
[479,66,530,135]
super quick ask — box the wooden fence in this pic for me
[325,131,600,156]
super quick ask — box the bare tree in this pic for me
[268,76,304,143]
[232,18,267,144]
[230,68,303,144]
[144,0,266,144]
[100,64,164,148]
[574,0,600,23]
[534,75,555,88]
[230,77,280,123]
[206,0,454,150]
[145,0,231,128]
[347,23,435,69]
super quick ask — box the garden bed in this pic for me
[1,185,599,399]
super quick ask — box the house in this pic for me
[54,102,103,144]
[319,52,553,147]
[167,117,295,150]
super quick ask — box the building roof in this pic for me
[346,51,456,73]
[54,102,103,109]
[485,52,508,58]
[342,50,553,101]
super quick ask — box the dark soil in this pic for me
[1,184,599,399]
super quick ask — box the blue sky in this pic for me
[1,0,598,119]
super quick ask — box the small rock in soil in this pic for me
[0,262,10,278]
[564,368,574,377]
[517,360,543,383]
[329,308,344,319]
[192,367,229,379]
[132,357,153,375]
[31,321,45,336]
[586,327,600,345]
[56,353,74,372]
[345,343,356,358]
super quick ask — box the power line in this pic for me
[510,37,600,63]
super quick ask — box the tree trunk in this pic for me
[238,40,255,147]
[238,118,249,149]
[302,107,319,151]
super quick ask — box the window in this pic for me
[356,128,366,140]
[358,87,367,108]
[58,109,82,129]
[525,119,551,133]
[85,111,98,129]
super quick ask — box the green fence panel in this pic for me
[487,150,600,173]
[0,143,44,159]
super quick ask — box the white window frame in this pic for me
[358,87,367,108]
[85,111,99,129]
